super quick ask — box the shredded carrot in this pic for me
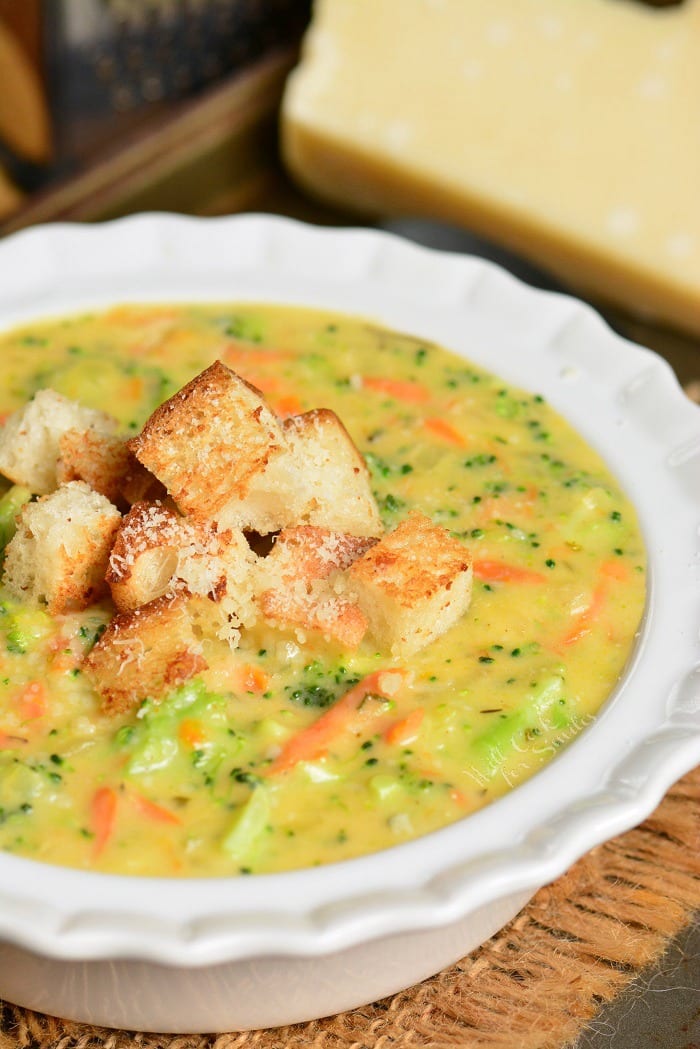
[125,375,145,401]
[221,346,294,393]
[384,707,425,747]
[0,731,25,749]
[558,559,629,648]
[268,669,408,775]
[178,718,206,748]
[599,559,630,582]
[423,417,467,447]
[236,371,280,394]
[362,376,431,404]
[449,787,468,806]
[272,394,304,419]
[239,664,270,694]
[560,582,608,647]
[473,560,546,584]
[131,793,181,826]
[90,786,118,858]
[16,680,47,720]
[50,652,81,674]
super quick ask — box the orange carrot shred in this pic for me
[560,581,608,647]
[131,793,181,826]
[125,375,145,401]
[473,560,546,584]
[178,718,206,748]
[268,669,407,776]
[16,681,47,720]
[600,559,630,582]
[423,417,467,447]
[557,556,630,648]
[273,394,304,419]
[239,664,269,694]
[384,707,425,747]
[362,376,431,404]
[0,731,25,749]
[90,786,118,858]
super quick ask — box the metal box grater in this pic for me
[1,0,310,181]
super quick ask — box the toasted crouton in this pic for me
[83,594,207,714]
[107,501,258,644]
[177,523,258,645]
[57,429,132,504]
[282,410,383,537]
[257,525,375,647]
[344,511,473,657]
[106,502,183,612]
[213,409,383,538]
[0,390,119,494]
[128,361,286,518]
[3,481,121,614]
[212,444,305,535]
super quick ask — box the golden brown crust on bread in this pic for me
[106,499,259,650]
[282,409,383,537]
[0,390,119,495]
[106,501,184,612]
[346,511,473,656]
[3,481,121,615]
[57,429,132,505]
[257,525,374,647]
[83,593,207,714]
[128,361,285,518]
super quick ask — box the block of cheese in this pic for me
[282,0,700,335]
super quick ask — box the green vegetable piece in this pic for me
[0,486,32,557]
[221,785,270,865]
[369,774,401,801]
[127,735,179,775]
[4,606,51,655]
[471,675,569,775]
[223,314,265,344]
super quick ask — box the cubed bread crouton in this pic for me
[107,501,258,645]
[0,390,119,494]
[282,410,383,537]
[128,361,286,519]
[3,480,121,614]
[344,511,473,657]
[212,442,307,535]
[106,501,184,612]
[257,525,375,647]
[83,594,207,714]
[57,429,132,505]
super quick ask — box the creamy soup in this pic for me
[0,305,646,876]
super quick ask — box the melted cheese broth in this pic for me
[0,305,646,876]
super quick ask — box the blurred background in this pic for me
[0,0,698,394]
[0,2,697,1046]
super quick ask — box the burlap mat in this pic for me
[0,766,697,1049]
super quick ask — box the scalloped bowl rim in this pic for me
[0,213,697,968]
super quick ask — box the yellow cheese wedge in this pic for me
[282,0,700,335]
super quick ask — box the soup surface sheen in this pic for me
[0,305,646,876]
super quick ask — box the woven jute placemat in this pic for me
[0,766,697,1049]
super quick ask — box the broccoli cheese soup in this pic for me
[0,304,646,876]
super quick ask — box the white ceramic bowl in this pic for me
[0,214,698,1033]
